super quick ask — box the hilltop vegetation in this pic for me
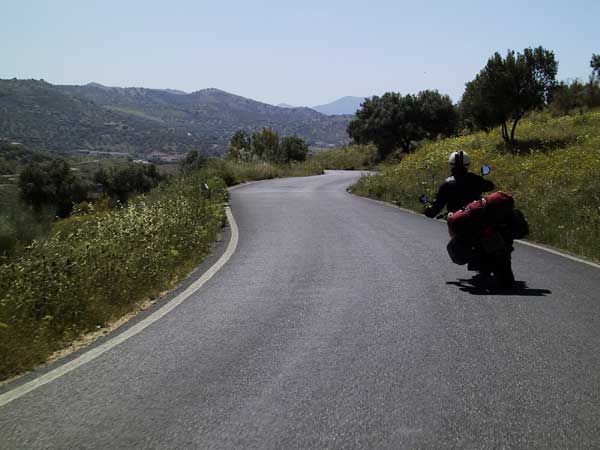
[0,79,350,156]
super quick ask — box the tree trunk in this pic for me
[501,121,509,143]
[510,118,519,147]
[400,137,411,153]
[509,112,525,148]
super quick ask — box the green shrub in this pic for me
[308,145,378,170]
[0,176,225,379]
[0,189,54,260]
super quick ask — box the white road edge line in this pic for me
[514,239,600,270]
[355,193,600,271]
[0,207,239,408]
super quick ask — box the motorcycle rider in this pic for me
[424,150,513,285]
[424,151,522,288]
[424,150,494,218]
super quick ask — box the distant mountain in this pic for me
[312,96,366,116]
[0,79,351,157]
[160,88,188,95]
[277,103,297,108]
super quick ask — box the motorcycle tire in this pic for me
[492,251,515,288]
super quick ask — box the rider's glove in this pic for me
[424,206,437,218]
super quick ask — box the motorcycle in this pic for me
[419,165,528,288]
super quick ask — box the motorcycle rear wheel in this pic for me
[492,251,515,288]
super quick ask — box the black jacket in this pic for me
[426,172,494,216]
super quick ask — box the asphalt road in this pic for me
[2,170,600,449]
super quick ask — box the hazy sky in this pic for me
[2,0,598,106]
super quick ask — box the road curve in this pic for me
[2,170,600,449]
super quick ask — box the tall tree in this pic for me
[417,90,459,138]
[587,54,600,108]
[94,163,162,203]
[19,159,88,217]
[348,90,457,159]
[252,128,282,163]
[460,47,558,146]
[226,130,252,162]
[180,150,207,174]
[548,80,587,116]
[591,54,600,79]
[460,73,500,132]
[280,136,309,162]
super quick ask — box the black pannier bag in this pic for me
[509,209,529,239]
[446,238,473,265]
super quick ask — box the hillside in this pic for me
[0,79,210,157]
[0,79,351,157]
[312,96,366,115]
[0,141,56,175]
[352,111,600,262]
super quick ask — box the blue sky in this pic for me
[2,0,598,106]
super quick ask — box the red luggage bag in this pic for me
[447,191,515,239]
[447,199,486,239]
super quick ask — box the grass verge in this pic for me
[0,173,226,380]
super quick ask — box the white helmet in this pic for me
[449,150,470,169]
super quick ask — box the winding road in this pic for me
[2,170,600,449]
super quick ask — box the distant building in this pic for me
[147,151,185,163]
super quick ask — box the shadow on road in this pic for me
[446,277,552,296]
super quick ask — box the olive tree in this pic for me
[252,128,283,163]
[19,159,88,217]
[226,130,252,162]
[280,136,309,162]
[347,90,457,159]
[460,47,558,146]
[591,54,600,79]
